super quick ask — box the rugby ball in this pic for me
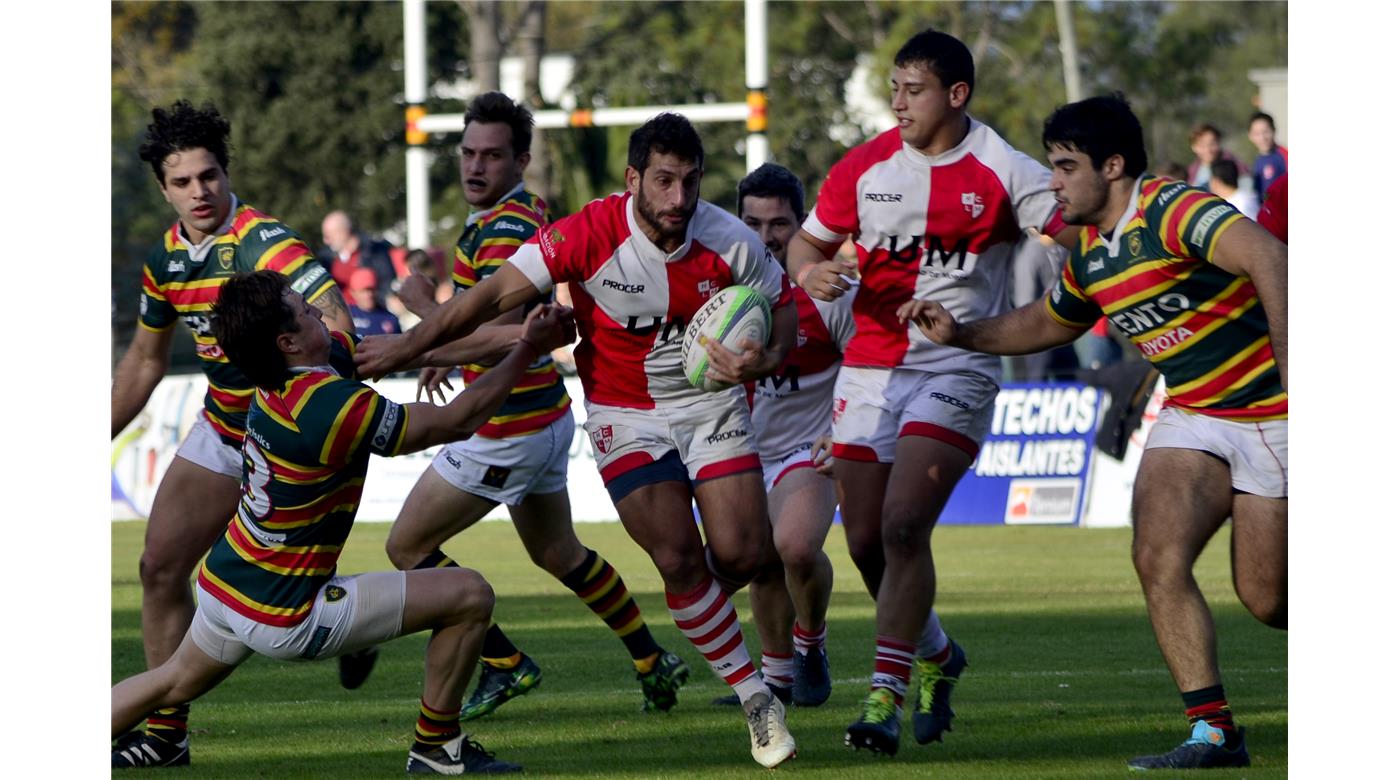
[681,285,772,392]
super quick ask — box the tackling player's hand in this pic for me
[811,434,835,476]
[397,272,439,318]
[703,335,777,386]
[797,258,857,302]
[522,304,576,356]
[416,366,455,404]
[897,299,959,345]
[355,333,410,380]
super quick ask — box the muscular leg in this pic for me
[385,468,497,570]
[401,567,495,712]
[834,459,892,598]
[112,633,238,738]
[614,480,708,592]
[695,471,778,587]
[1229,494,1287,629]
[509,489,588,577]
[874,436,972,642]
[1131,448,1234,693]
[139,458,242,670]
[769,468,836,636]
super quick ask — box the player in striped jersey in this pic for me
[367,93,686,718]
[112,271,576,775]
[110,101,354,769]
[901,95,1286,770]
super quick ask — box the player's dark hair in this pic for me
[1210,159,1240,189]
[139,100,232,184]
[211,271,301,390]
[737,163,805,220]
[895,29,976,102]
[628,113,705,173]
[1042,93,1148,178]
[1189,122,1222,143]
[1248,111,1275,131]
[463,91,534,157]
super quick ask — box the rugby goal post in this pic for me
[401,0,770,249]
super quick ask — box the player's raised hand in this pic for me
[416,366,455,404]
[397,272,439,318]
[355,333,411,380]
[797,258,858,302]
[897,299,959,344]
[522,303,576,355]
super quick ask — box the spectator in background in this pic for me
[347,267,402,337]
[1208,159,1259,220]
[319,210,398,305]
[1257,173,1287,243]
[1153,160,1189,181]
[1247,112,1288,197]
[1186,124,1244,189]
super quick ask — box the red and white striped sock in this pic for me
[667,576,767,702]
[871,635,916,707]
[762,652,794,690]
[792,621,827,656]
[916,608,952,664]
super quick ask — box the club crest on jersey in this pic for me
[217,245,235,271]
[697,279,717,299]
[961,192,984,219]
[797,327,808,348]
[1127,233,1143,258]
[592,425,613,454]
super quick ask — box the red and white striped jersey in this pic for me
[751,284,855,462]
[804,122,1062,380]
[510,193,791,409]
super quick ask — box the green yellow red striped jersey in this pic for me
[452,185,570,437]
[1045,176,1286,421]
[197,332,408,627]
[139,198,337,442]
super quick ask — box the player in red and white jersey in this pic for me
[716,164,855,711]
[786,30,1077,756]
[357,114,800,769]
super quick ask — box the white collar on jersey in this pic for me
[464,182,527,228]
[1097,174,1148,257]
[287,362,340,377]
[624,191,695,261]
[177,193,241,264]
[899,118,983,167]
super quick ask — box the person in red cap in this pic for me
[347,267,402,337]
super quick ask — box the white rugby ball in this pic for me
[681,285,772,392]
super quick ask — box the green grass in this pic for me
[112,522,1286,778]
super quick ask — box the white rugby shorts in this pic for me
[1145,406,1288,498]
[583,389,761,485]
[430,409,574,505]
[762,445,816,493]
[190,571,407,665]
[831,366,999,464]
[174,415,244,479]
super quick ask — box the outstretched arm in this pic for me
[897,295,1089,356]
[394,304,576,453]
[787,230,858,302]
[112,326,175,439]
[355,263,543,379]
[1208,218,1288,390]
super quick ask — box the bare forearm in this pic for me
[443,341,537,438]
[786,231,835,280]
[953,300,1086,356]
[111,351,168,438]
[1251,261,1288,391]
[309,288,355,333]
[420,325,524,368]
[763,301,798,371]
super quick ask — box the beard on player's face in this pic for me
[635,186,697,240]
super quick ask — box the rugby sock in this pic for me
[561,548,662,671]
[792,621,826,656]
[761,652,795,691]
[1183,685,1241,748]
[871,635,917,707]
[915,608,952,664]
[145,703,189,744]
[667,576,767,703]
[410,551,524,670]
[412,699,462,751]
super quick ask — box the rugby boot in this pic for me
[1128,722,1250,770]
[913,639,967,744]
[407,733,522,774]
[112,731,190,769]
[743,689,797,768]
[844,687,901,756]
[460,655,542,721]
[791,647,832,707]
[338,645,380,690]
[638,650,691,712]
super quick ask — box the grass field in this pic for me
[112,521,1286,778]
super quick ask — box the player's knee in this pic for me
[775,530,823,573]
[384,532,425,571]
[454,570,495,624]
[138,549,196,595]
[527,539,580,579]
[880,510,930,558]
[1236,579,1287,629]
